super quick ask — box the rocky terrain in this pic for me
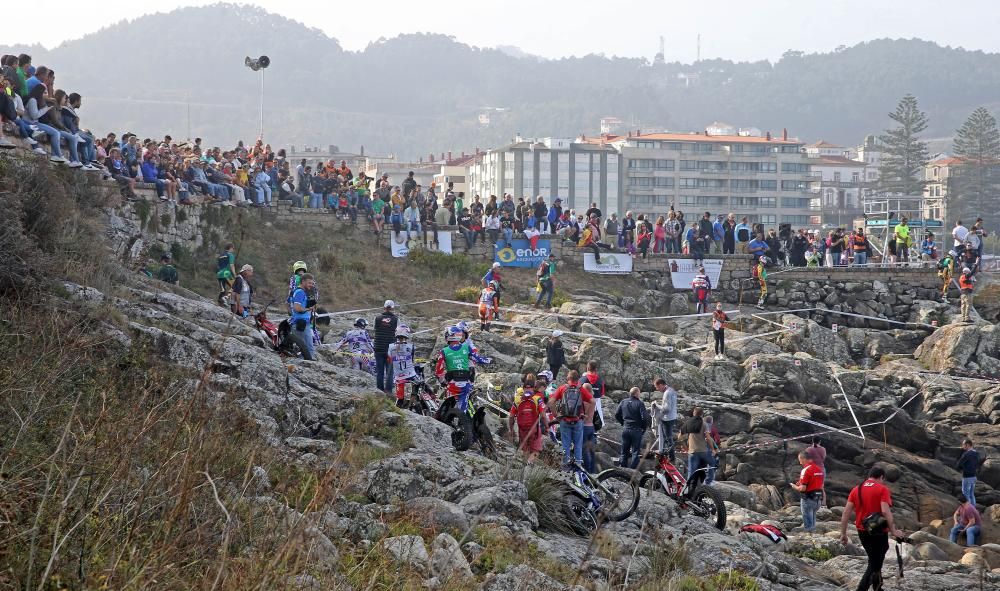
[50,263,1000,590]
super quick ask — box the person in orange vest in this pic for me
[852,228,869,267]
[959,267,976,323]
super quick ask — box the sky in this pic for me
[14,0,1000,62]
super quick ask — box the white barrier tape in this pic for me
[830,369,866,440]
[430,297,741,323]
[683,395,865,440]
[750,314,796,330]
[678,327,794,352]
[747,306,936,329]
[314,298,438,318]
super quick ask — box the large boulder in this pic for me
[380,535,430,574]
[738,354,839,406]
[480,564,569,591]
[915,323,1000,376]
[458,480,539,530]
[776,316,851,364]
[429,532,472,582]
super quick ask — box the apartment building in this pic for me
[466,137,620,214]
[614,131,820,227]
[923,157,957,222]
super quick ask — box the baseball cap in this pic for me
[492,262,500,268]
[239,264,254,273]
[384,299,396,309]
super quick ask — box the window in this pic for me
[833,172,841,183]
[636,141,655,148]
[781,180,808,191]
[665,142,682,151]
[679,178,698,189]
[694,143,715,153]
[851,172,860,183]
[655,159,674,170]
[628,158,653,169]
[781,215,812,224]
[759,197,776,208]
[779,145,801,153]
[781,162,810,173]
[759,180,777,190]
[629,177,654,187]
[781,197,812,208]
[730,143,744,153]
[678,196,698,207]
[655,177,674,188]
[679,160,699,171]
[759,214,777,224]
[730,161,776,173]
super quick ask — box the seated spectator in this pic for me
[141,152,170,200]
[25,83,81,166]
[949,495,981,546]
[105,147,137,198]
[921,232,938,263]
[61,92,99,170]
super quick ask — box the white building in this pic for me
[805,141,867,226]
[466,136,620,214]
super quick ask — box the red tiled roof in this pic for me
[578,133,622,145]
[930,157,962,166]
[807,140,843,149]
[628,132,801,145]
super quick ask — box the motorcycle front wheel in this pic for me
[691,484,727,530]
[595,469,641,522]
[561,494,597,536]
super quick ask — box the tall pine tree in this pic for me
[951,106,1000,225]
[878,94,929,196]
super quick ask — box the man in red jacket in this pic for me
[790,451,825,532]
[839,466,904,591]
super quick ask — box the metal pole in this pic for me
[259,69,264,139]
[186,92,191,141]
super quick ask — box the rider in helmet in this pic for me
[333,317,375,373]
[434,326,490,413]
[691,266,712,314]
[387,325,418,407]
[478,280,500,331]
[287,260,310,314]
[756,256,769,309]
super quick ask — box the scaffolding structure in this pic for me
[861,193,944,259]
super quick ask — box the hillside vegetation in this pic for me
[4,4,1000,154]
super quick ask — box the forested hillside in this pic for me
[5,3,999,155]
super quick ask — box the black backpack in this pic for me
[216,252,231,272]
[558,385,584,419]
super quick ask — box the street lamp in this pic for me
[244,55,271,139]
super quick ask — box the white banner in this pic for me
[583,253,633,274]
[667,258,724,289]
[391,231,453,258]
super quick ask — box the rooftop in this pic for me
[814,155,866,166]
[807,140,843,149]
[622,132,802,145]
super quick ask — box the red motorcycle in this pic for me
[639,454,726,530]
[253,302,294,355]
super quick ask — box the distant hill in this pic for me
[5,3,1000,157]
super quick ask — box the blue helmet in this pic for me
[445,326,464,343]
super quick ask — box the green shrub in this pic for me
[708,570,761,591]
[160,213,172,229]
[454,286,480,302]
[795,547,833,562]
[409,249,485,279]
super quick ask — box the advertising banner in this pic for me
[667,258,724,288]
[583,253,633,274]
[494,239,551,268]
[391,231,452,258]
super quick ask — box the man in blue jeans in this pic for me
[949,495,982,546]
[615,387,651,469]
[549,370,593,467]
[682,407,715,485]
[372,300,399,393]
[287,274,316,361]
[956,438,980,507]
[791,450,825,532]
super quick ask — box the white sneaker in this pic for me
[82,164,100,172]
[68,161,83,168]
[33,147,47,155]
[33,130,47,141]
[50,155,68,164]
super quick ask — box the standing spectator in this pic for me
[603,213,619,249]
[621,211,636,253]
[699,212,714,253]
[894,217,911,263]
[650,378,678,462]
[712,214,725,253]
[956,438,980,506]
[851,228,870,266]
[681,407,715,485]
[616,387,651,469]
[703,415,721,484]
[959,267,976,323]
[535,253,556,309]
[791,229,809,267]
[765,228,783,265]
[484,210,500,244]
[373,301,399,393]
[722,214,737,254]
[549,370,593,467]
[735,216,751,253]
[690,227,705,266]
[581,360,607,425]
[545,330,566,381]
[839,466,905,591]
[581,384,598,472]
[971,218,988,260]
[949,495,982,546]
[421,199,437,247]
[231,264,254,318]
[952,220,969,255]
[653,216,668,253]
[288,274,317,361]
[585,202,602,220]
[434,199,451,237]
[508,374,548,464]
[636,217,652,259]
[711,302,729,359]
[401,170,416,198]
[403,200,421,241]
[790,450,825,532]
[459,207,477,251]
[665,211,681,254]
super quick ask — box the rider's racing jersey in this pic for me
[387,341,417,381]
[336,328,374,355]
[479,287,497,306]
[442,342,472,372]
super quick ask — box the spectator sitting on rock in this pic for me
[949,494,982,546]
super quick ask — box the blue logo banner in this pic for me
[494,240,551,268]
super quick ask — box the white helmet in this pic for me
[395,325,411,338]
[759,256,768,263]
[963,267,972,274]
[445,326,463,343]
[492,262,500,269]
[537,370,553,382]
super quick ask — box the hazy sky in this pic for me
[15,0,1000,62]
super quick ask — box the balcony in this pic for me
[699,168,729,175]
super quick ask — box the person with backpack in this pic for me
[157,253,179,285]
[231,264,254,318]
[545,330,566,381]
[215,242,236,305]
[839,466,905,591]
[373,300,399,393]
[534,253,557,309]
[790,450,825,532]
[959,267,976,323]
[615,387,651,469]
[755,256,768,309]
[287,273,317,361]
[956,438,980,507]
[692,267,712,314]
[549,370,594,467]
[650,378,678,462]
[508,373,549,464]
[581,360,606,425]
